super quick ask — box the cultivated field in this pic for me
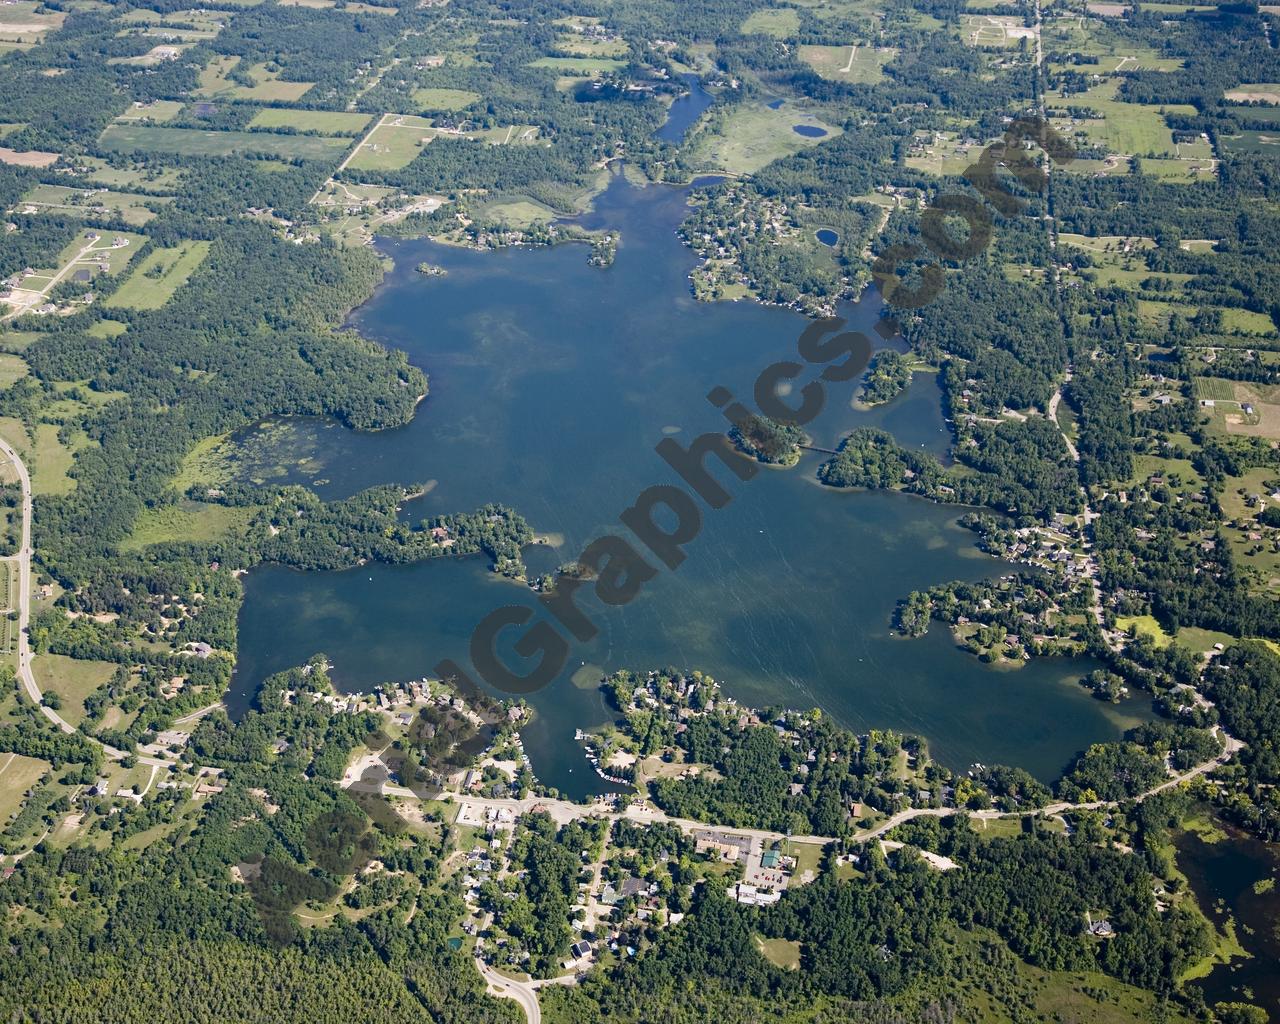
[0,147,58,167]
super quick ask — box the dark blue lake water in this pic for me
[231,174,1151,799]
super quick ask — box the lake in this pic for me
[231,173,1151,799]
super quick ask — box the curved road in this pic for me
[0,435,174,769]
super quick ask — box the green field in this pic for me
[799,44,895,83]
[411,88,482,111]
[31,654,116,728]
[0,354,28,389]
[0,754,51,824]
[112,99,185,124]
[121,499,255,551]
[15,186,168,227]
[247,108,372,135]
[198,57,313,102]
[753,935,801,969]
[740,8,801,36]
[87,320,128,338]
[1194,377,1237,402]
[1070,80,1197,157]
[692,103,840,175]
[31,424,91,497]
[1221,307,1278,336]
[529,55,626,74]
[99,123,349,160]
[1117,614,1174,648]
[106,241,211,311]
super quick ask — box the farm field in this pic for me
[99,123,349,160]
[247,108,372,135]
[691,103,840,175]
[798,44,896,83]
[105,241,212,311]
[1224,83,1280,104]
[344,116,536,172]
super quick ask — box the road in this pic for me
[475,948,542,1024]
[1,236,128,321]
[0,436,177,770]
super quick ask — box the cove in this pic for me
[655,74,713,144]
[231,174,1151,799]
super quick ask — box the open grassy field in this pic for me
[1068,80,1196,157]
[411,88,482,111]
[1117,614,1174,648]
[247,108,371,135]
[556,34,628,57]
[31,654,116,728]
[198,57,314,102]
[0,754,51,824]
[472,197,558,227]
[0,354,28,389]
[120,499,255,550]
[15,185,168,227]
[753,935,801,969]
[692,103,840,175]
[31,424,82,496]
[529,55,626,73]
[105,241,211,311]
[77,156,185,190]
[1221,307,1278,335]
[100,123,349,160]
[87,319,128,339]
[740,8,801,36]
[799,44,895,83]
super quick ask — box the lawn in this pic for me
[692,103,840,175]
[1174,626,1238,655]
[1117,614,1173,648]
[411,88,482,111]
[105,241,211,311]
[799,44,895,83]
[247,108,372,135]
[120,500,255,551]
[99,124,349,161]
[31,654,116,728]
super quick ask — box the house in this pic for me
[571,940,592,960]
[619,876,650,899]
[760,849,783,871]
